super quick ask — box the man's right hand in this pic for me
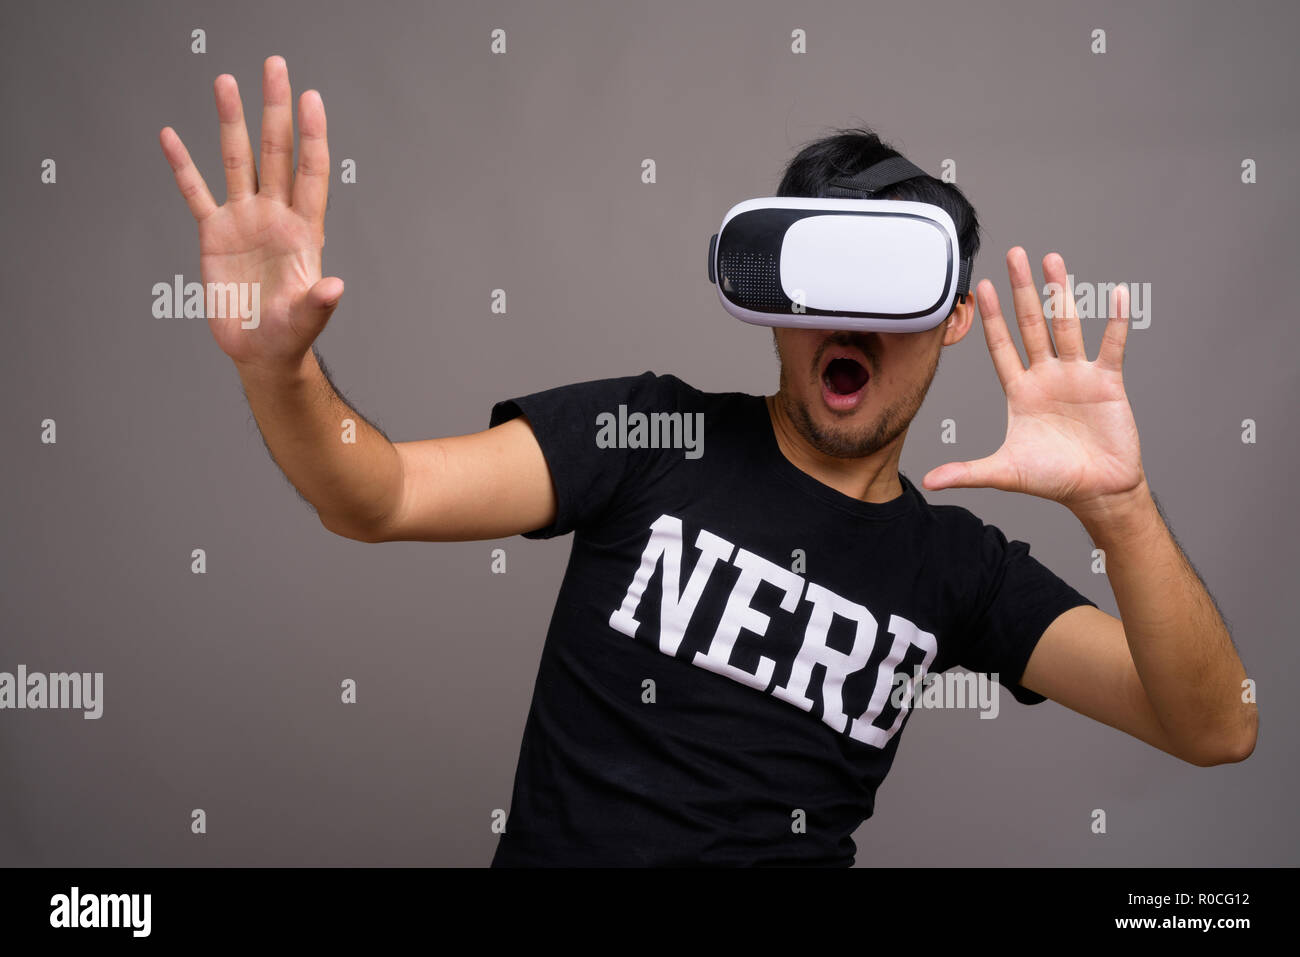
[156,56,559,544]
[159,55,341,375]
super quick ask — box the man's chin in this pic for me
[810,429,885,460]
[789,396,888,459]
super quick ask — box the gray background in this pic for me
[1,0,1296,866]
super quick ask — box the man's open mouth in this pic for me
[823,356,870,396]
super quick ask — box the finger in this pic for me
[975,279,1025,390]
[1007,247,1056,364]
[1096,283,1130,373]
[214,74,257,200]
[259,55,294,202]
[1042,252,1086,361]
[159,127,218,221]
[292,89,329,223]
[922,452,1017,493]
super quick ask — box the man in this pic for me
[158,57,1257,867]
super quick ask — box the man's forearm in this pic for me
[1073,484,1258,763]
[236,349,403,540]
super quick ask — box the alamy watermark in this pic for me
[891,666,1000,719]
[0,665,103,719]
[152,274,260,328]
[596,405,705,460]
[1043,275,1150,329]
[49,887,150,937]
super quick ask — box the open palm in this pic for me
[922,248,1146,515]
[159,57,342,371]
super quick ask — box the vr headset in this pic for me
[707,156,971,332]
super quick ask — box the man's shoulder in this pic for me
[570,370,759,418]
[908,494,1043,574]
[903,483,997,544]
[632,370,756,404]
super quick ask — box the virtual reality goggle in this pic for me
[707,156,971,332]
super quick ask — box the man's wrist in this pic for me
[1069,479,1161,548]
[234,350,319,392]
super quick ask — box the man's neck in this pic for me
[764,394,907,504]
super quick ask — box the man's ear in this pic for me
[941,293,975,345]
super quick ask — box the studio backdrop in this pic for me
[1,0,1296,866]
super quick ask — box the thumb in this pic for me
[921,454,1010,492]
[294,276,345,339]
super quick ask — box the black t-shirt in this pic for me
[487,371,1095,866]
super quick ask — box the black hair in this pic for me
[776,126,981,275]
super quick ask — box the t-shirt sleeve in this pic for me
[957,521,1098,705]
[488,370,678,540]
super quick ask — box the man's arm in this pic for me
[236,349,557,543]
[923,247,1257,767]
[160,56,557,544]
[1020,486,1256,766]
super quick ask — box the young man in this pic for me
[159,57,1257,867]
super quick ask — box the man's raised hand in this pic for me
[922,247,1148,520]
[158,55,342,374]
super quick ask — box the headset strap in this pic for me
[824,156,971,301]
[824,156,928,199]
